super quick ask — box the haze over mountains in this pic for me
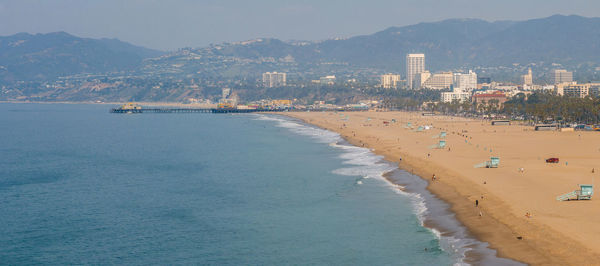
[0,32,163,82]
[190,14,600,70]
[1,14,599,93]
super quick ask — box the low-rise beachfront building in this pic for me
[441,88,470,103]
[472,91,508,106]
[453,70,477,90]
[563,84,589,98]
[555,83,600,98]
[380,73,402,88]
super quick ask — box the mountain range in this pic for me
[187,14,600,72]
[1,14,600,86]
[0,32,163,82]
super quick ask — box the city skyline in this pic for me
[1,0,600,50]
[3,2,600,265]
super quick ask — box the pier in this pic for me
[110,107,284,114]
[109,103,370,114]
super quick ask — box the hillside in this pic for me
[0,32,164,82]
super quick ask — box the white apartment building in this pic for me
[554,82,578,95]
[262,72,287,87]
[441,88,471,103]
[380,74,402,89]
[555,83,600,98]
[421,72,453,90]
[563,84,589,98]
[453,70,478,90]
[406,53,425,89]
[551,69,573,84]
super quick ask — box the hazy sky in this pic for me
[0,0,598,51]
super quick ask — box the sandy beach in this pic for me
[284,111,600,265]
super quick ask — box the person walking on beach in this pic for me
[432,174,436,181]
[475,199,479,207]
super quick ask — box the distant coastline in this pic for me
[0,100,216,108]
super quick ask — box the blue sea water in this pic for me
[0,103,519,265]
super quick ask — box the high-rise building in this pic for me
[422,72,453,90]
[406,53,425,89]
[453,70,478,90]
[262,72,287,87]
[521,68,533,85]
[551,69,573,84]
[380,74,402,89]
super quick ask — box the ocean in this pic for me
[0,103,520,265]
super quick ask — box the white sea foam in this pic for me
[254,114,430,219]
[254,115,340,144]
[385,174,471,265]
[254,114,395,180]
[331,144,395,179]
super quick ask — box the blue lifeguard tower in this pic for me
[556,184,594,201]
[474,157,500,168]
[429,140,446,149]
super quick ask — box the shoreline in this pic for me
[262,114,511,264]
[381,169,523,265]
[290,114,524,264]
[282,111,600,265]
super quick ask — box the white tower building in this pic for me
[406,54,425,89]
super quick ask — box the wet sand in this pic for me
[284,111,600,265]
